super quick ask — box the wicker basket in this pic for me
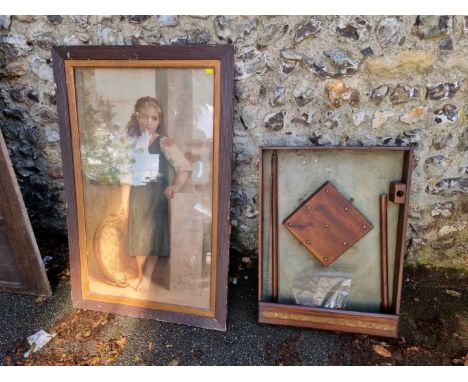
[93,214,137,287]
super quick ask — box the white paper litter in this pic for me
[23,329,56,358]
[42,256,53,266]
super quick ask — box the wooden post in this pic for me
[271,151,279,302]
[379,194,389,312]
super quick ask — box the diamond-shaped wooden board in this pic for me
[283,181,374,266]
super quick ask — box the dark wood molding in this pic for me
[393,149,414,314]
[258,147,264,302]
[52,47,83,307]
[52,44,234,62]
[259,145,413,152]
[259,302,399,338]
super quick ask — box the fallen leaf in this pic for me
[106,352,120,364]
[407,346,421,353]
[70,314,80,325]
[82,329,91,338]
[52,337,65,346]
[148,341,154,351]
[166,344,173,348]
[134,355,142,362]
[373,344,392,358]
[445,289,461,297]
[115,336,126,348]
[96,341,104,352]
[169,357,180,366]
[87,356,101,365]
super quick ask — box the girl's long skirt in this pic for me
[127,181,169,257]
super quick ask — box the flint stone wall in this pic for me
[0,15,467,270]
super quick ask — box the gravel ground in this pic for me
[0,248,466,366]
[110,264,343,366]
[0,281,73,363]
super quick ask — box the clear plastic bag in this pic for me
[292,271,352,309]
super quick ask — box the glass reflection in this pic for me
[75,68,214,310]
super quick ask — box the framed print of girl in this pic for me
[120,97,191,293]
[53,45,234,330]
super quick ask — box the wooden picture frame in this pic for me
[258,146,414,337]
[52,45,234,330]
[0,131,51,296]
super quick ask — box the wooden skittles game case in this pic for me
[258,146,414,337]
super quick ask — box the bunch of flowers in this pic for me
[79,96,133,185]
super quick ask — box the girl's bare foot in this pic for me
[136,276,152,293]
[128,276,142,291]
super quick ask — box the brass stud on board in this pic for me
[343,241,347,245]
[306,240,310,244]
[363,225,367,229]
[324,257,328,262]
[325,224,329,228]
[344,207,348,212]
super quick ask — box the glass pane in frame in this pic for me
[71,63,217,313]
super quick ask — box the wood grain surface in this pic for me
[0,131,51,296]
[283,181,374,266]
[259,302,399,337]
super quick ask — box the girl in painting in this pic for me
[120,96,192,292]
